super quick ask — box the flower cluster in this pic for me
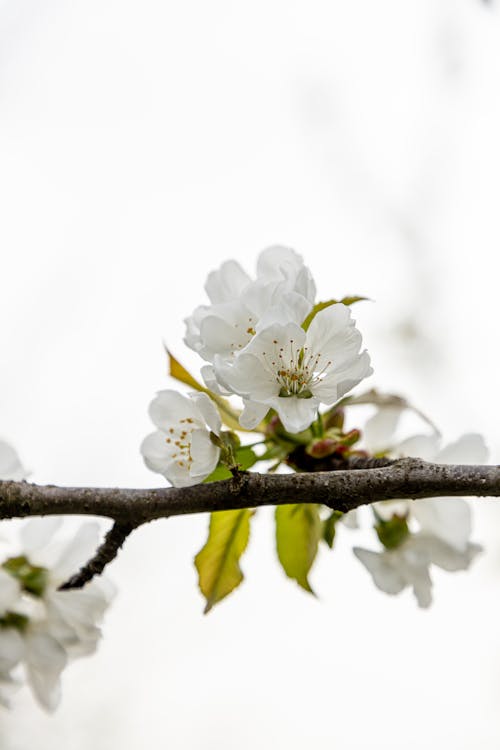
[0,443,113,711]
[140,246,489,614]
[142,246,372,485]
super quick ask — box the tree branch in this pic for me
[58,520,136,590]
[0,459,499,527]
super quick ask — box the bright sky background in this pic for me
[1,1,500,748]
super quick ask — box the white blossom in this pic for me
[214,303,372,433]
[184,246,316,365]
[354,532,481,609]
[362,408,488,552]
[141,390,222,487]
[0,519,114,711]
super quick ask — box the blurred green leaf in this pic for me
[275,504,322,593]
[195,509,253,613]
[302,297,368,331]
[375,515,409,550]
[322,510,343,548]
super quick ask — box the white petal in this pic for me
[188,392,221,435]
[353,547,407,596]
[205,260,251,304]
[256,291,312,330]
[165,462,203,488]
[215,353,279,401]
[311,351,372,403]
[411,497,471,552]
[200,365,232,396]
[189,430,220,478]
[436,433,489,465]
[25,631,67,712]
[394,434,440,461]
[199,306,253,359]
[19,518,63,556]
[0,628,24,672]
[52,524,100,583]
[0,440,27,481]
[306,304,353,356]
[239,401,270,430]
[270,395,319,434]
[148,390,203,431]
[424,535,482,572]
[362,407,403,455]
[256,245,304,280]
[140,431,175,475]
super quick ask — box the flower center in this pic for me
[262,340,333,398]
[165,418,196,468]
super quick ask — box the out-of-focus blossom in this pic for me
[141,390,222,487]
[362,408,488,552]
[354,532,481,608]
[0,519,114,711]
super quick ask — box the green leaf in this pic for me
[302,296,368,331]
[195,509,253,613]
[375,515,409,550]
[322,510,343,548]
[275,504,322,593]
[204,445,260,482]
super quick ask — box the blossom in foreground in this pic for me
[354,533,481,608]
[0,518,114,710]
[184,246,316,365]
[361,407,488,552]
[214,303,372,433]
[141,390,222,487]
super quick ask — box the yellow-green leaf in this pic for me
[302,296,369,331]
[275,504,322,593]
[167,349,206,392]
[204,446,260,482]
[195,509,253,613]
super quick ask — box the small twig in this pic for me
[59,520,136,590]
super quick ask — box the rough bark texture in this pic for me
[0,458,498,524]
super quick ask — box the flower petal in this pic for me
[188,392,221,435]
[310,351,372,403]
[205,260,251,304]
[363,407,403,455]
[189,429,220,478]
[20,518,63,557]
[269,395,319,434]
[24,632,67,712]
[0,440,27,481]
[140,431,175,474]
[239,400,270,430]
[411,497,471,552]
[148,390,204,431]
[436,433,489,465]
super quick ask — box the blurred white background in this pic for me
[1,0,500,747]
